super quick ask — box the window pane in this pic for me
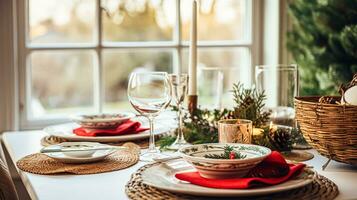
[182,47,251,109]
[103,49,173,111]
[181,0,249,41]
[30,51,95,118]
[29,0,95,44]
[102,0,175,42]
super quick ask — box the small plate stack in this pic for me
[41,142,119,164]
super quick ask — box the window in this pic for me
[17,0,261,129]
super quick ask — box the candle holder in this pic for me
[188,95,198,115]
[218,119,253,144]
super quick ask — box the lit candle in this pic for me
[269,121,278,133]
[269,121,274,130]
[253,128,264,136]
[188,0,197,95]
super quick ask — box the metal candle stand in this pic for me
[188,95,198,115]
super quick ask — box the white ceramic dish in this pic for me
[178,143,271,179]
[141,162,315,197]
[71,112,135,129]
[61,142,97,157]
[43,142,116,164]
[44,120,170,143]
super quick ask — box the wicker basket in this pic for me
[295,96,357,165]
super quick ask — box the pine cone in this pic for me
[269,129,292,152]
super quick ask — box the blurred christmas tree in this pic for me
[287,0,357,95]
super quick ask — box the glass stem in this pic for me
[177,103,184,141]
[147,116,156,153]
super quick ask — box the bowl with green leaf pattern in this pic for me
[178,143,271,179]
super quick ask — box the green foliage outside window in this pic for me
[287,0,357,95]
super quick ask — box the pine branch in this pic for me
[157,135,176,149]
[204,145,247,159]
[231,82,271,127]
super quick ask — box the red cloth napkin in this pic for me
[175,151,305,189]
[73,120,148,137]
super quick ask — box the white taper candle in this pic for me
[188,0,197,95]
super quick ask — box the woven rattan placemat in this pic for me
[125,163,339,200]
[17,148,139,175]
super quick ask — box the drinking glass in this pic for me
[255,65,298,127]
[167,74,190,150]
[198,68,224,109]
[198,67,243,109]
[127,72,171,161]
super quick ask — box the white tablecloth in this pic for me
[2,131,357,200]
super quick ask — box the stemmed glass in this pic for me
[127,72,172,161]
[167,74,190,150]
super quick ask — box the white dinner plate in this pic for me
[44,142,116,164]
[44,118,171,143]
[141,162,315,197]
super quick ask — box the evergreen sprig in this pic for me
[204,145,247,159]
[231,83,271,127]
[184,108,232,144]
[157,135,176,148]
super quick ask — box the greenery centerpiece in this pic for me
[158,83,304,152]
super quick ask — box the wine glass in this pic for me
[127,72,172,161]
[167,74,190,150]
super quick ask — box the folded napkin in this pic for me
[73,120,149,137]
[175,151,305,189]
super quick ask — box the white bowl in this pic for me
[71,112,135,129]
[179,143,271,179]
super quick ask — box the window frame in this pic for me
[16,0,263,130]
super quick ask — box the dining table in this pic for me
[2,130,357,200]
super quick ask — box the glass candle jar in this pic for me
[218,119,253,144]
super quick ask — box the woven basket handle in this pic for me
[339,73,357,105]
[339,73,357,95]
